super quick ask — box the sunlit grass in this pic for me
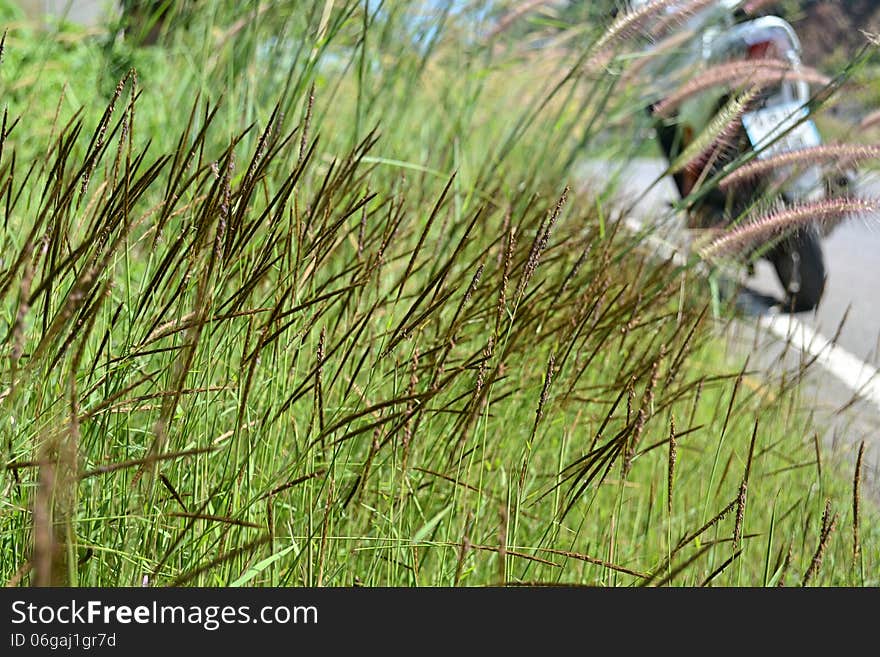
[0,0,876,588]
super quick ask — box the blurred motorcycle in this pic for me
[636,0,839,311]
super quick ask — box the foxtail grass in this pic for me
[719,144,880,191]
[699,198,880,259]
[652,59,825,118]
[0,0,876,590]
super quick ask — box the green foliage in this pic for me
[0,0,875,588]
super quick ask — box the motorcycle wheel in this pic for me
[765,225,826,313]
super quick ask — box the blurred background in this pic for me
[10,1,880,63]
[17,0,105,26]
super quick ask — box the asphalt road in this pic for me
[748,177,880,367]
[580,157,880,501]
[598,158,880,366]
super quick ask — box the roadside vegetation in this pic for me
[0,0,877,587]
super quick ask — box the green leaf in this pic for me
[230,544,296,587]
[413,505,452,544]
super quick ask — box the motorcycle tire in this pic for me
[765,225,826,313]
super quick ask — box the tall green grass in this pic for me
[0,0,876,587]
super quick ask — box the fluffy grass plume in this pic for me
[700,198,880,258]
[719,144,880,190]
[0,0,876,589]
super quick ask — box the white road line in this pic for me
[625,215,880,413]
[758,313,880,411]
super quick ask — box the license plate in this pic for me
[742,102,821,159]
